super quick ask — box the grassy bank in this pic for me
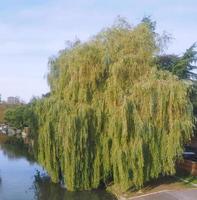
[176,169,197,185]
[107,175,197,199]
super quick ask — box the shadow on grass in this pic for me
[126,175,181,193]
[176,168,197,185]
[127,169,197,193]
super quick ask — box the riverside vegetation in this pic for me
[4,18,196,192]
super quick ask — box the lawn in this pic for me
[109,174,197,199]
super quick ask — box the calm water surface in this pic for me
[0,144,117,200]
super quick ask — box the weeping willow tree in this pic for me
[34,19,193,191]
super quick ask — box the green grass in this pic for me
[183,176,197,184]
[176,169,197,185]
[108,175,196,199]
[177,175,197,185]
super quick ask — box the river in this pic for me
[0,144,117,200]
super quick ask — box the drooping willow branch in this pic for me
[34,21,193,191]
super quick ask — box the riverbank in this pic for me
[108,175,197,200]
[0,134,24,145]
[0,134,9,143]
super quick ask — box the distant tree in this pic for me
[4,104,38,134]
[157,43,197,79]
[4,107,24,129]
[141,16,197,80]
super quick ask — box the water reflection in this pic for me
[0,144,117,200]
[0,143,35,163]
[32,172,116,200]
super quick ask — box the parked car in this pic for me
[183,145,197,162]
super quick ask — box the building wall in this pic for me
[7,97,20,105]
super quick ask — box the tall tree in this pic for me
[33,19,193,191]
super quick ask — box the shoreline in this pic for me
[108,175,197,200]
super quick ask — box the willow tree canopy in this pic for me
[35,20,193,191]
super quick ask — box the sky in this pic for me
[0,0,196,102]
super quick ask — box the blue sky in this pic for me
[0,0,196,102]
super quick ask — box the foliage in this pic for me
[157,43,197,79]
[157,44,197,128]
[0,104,15,123]
[189,82,197,117]
[141,16,171,53]
[4,103,38,136]
[5,106,24,129]
[33,19,194,191]
[143,16,197,79]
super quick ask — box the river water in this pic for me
[0,144,117,200]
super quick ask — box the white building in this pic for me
[7,97,20,105]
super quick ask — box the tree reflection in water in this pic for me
[32,171,117,200]
[0,144,116,200]
[0,144,35,163]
